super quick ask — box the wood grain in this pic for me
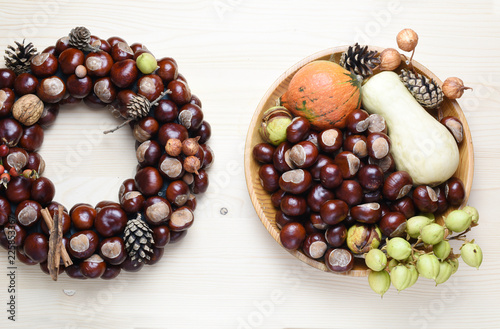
[0,1,499,329]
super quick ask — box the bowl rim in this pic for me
[244,46,474,277]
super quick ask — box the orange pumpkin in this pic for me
[281,60,361,130]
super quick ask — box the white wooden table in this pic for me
[1,1,499,328]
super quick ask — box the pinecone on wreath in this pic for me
[339,43,380,78]
[127,94,151,120]
[400,69,443,109]
[4,40,38,75]
[124,214,154,263]
[68,26,99,52]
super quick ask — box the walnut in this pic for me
[12,94,44,126]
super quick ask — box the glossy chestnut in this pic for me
[0,197,11,226]
[302,233,328,259]
[382,171,413,201]
[121,191,145,213]
[368,154,395,173]
[309,155,334,181]
[320,199,349,225]
[324,224,347,247]
[318,128,343,153]
[101,265,121,280]
[366,114,387,134]
[137,74,164,102]
[167,79,191,105]
[38,103,59,128]
[16,247,38,265]
[319,163,343,189]
[279,169,313,195]
[99,237,127,265]
[253,143,275,164]
[350,203,382,224]
[107,36,126,47]
[192,169,209,194]
[346,109,369,134]
[289,141,319,169]
[19,124,44,152]
[5,176,32,203]
[280,195,307,217]
[166,180,190,207]
[94,206,128,237]
[3,223,26,247]
[23,233,48,263]
[366,132,391,159]
[111,42,134,62]
[286,117,310,143]
[136,140,162,167]
[412,185,439,213]
[154,99,178,123]
[0,68,16,89]
[158,154,184,180]
[379,212,407,238]
[68,230,99,259]
[335,180,363,207]
[134,117,159,143]
[85,52,113,77]
[158,123,189,145]
[324,248,354,272]
[334,151,360,179]
[93,77,117,104]
[194,121,211,144]
[271,189,287,209]
[120,257,144,272]
[357,164,384,191]
[143,196,172,225]
[80,254,107,279]
[157,58,178,83]
[37,76,66,103]
[343,134,368,158]
[435,184,449,214]
[54,36,70,54]
[178,103,204,131]
[259,164,280,193]
[280,222,306,250]
[30,53,58,78]
[275,210,302,230]
[70,204,97,231]
[0,88,15,117]
[389,196,416,219]
[273,141,294,173]
[306,183,335,213]
[445,177,465,206]
[15,200,42,227]
[440,116,464,144]
[58,48,85,75]
[168,207,194,231]
[152,225,170,248]
[14,73,38,95]
[110,59,138,88]
[309,212,328,231]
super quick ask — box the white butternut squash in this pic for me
[361,71,459,186]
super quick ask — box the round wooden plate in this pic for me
[244,46,474,277]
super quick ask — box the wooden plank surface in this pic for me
[0,1,499,328]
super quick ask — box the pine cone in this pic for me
[400,69,443,109]
[124,214,154,263]
[127,94,151,119]
[339,43,380,78]
[4,40,38,75]
[68,26,98,52]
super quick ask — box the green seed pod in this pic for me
[433,240,451,260]
[462,206,479,225]
[365,249,387,272]
[420,223,445,245]
[259,106,293,146]
[368,270,391,297]
[386,237,412,260]
[435,261,453,285]
[387,258,399,271]
[390,264,412,292]
[136,53,158,74]
[460,242,483,269]
[346,224,382,254]
[448,258,459,274]
[407,264,419,288]
[445,210,472,233]
[406,216,433,239]
[416,254,440,280]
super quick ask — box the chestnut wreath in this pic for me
[0,27,213,280]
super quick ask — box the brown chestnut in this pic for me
[38,103,59,128]
[0,118,23,146]
[99,237,127,265]
[0,69,16,89]
[334,151,360,179]
[144,196,171,225]
[138,74,165,102]
[19,124,44,152]
[166,180,190,207]
[367,114,387,134]
[435,184,449,214]
[325,224,347,247]
[30,53,58,78]
[253,143,275,164]
[259,164,280,193]
[85,51,113,77]
[158,123,189,145]
[152,225,170,248]
[111,42,134,62]
[382,171,413,201]
[346,109,369,134]
[80,254,106,279]
[309,155,334,181]
[3,223,26,247]
[273,141,294,173]
[413,185,438,213]
[167,79,191,106]
[350,203,382,224]
[302,233,328,259]
[23,233,48,263]
[16,247,38,265]
[55,36,70,54]
[343,134,368,158]
[6,176,32,204]
[319,163,343,189]
[135,167,163,196]
[379,212,407,238]
[178,103,204,131]
[101,265,121,280]
[94,206,128,237]
[306,183,335,213]
[168,207,194,231]
[14,73,38,96]
[146,247,165,265]
[158,155,184,180]
[157,58,178,83]
[65,264,87,280]
[357,164,384,191]
[70,204,97,231]
[194,121,211,144]
[445,177,465,206]
[275,210,302,230]
[320,199,349,225]
[120,257,144,272]
[309,212,328,231]
[200,144,214,169]
[93,77,117,103]
[0,88,15,117]
[0,197,11,226]
[335,180,363,207]
[279,222,306,250]
[68,230,99,259]
[136,140,162,167]
[289,141,319,169]
[279,169,313,195]
[318,128,343,153]
[440,116,464,144]
[107,36,126,47]
[154,99,178,123]
[368,154,396,173]
[15,200,42,227]
[280,195,307,217]
[110,59,138,88]
[192,169,209,194]
[271,189,287,209]
[366,132,391,159]
[37,76,66,103]
[390,196,416,219]
[58,48,85,75]
[286,117,310,143]
[120,191,145,213]
[119,178,136,201]
[134,117,160,143]
[324,248,354,272]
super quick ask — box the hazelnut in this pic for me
[379,48,401,71]
[397,28,418,52]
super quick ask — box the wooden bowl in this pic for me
[244,46,474,277]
